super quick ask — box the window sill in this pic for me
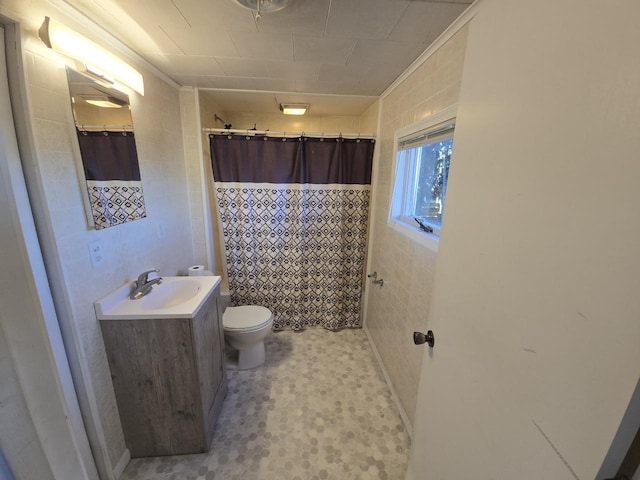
[389,218,439,253]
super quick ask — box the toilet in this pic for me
[222,305,273,369]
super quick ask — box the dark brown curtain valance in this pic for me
[210,134,374,185]
[77,130,141,181]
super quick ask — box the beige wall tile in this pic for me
[24,41,195,468]
[364,25,469,428]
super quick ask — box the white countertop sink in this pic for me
[95,275,221,320]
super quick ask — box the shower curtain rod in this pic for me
[76,124,134,131]
[203,127,375,140]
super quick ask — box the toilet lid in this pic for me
[223,305,273,331]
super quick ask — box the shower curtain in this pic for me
[210,134,374,330]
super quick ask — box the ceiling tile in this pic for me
[189,75,297,91]
[144,54,225,75]
[160,25,240,57]
[428,0,471,3]
[348,39,428,68]
[358,69,404,96]
[254,0,330,36]
[112,0,247,56]
[201,90,279,114]
[293,79,367,96]
[389,2,469,43]
[65,0,469,99]
[318,64,371,83]
[294,36,356,64]
[325,0,408,40]
[170,74,223,88]
[267,61,319,80]
[71,0,184,54]
[216,58,271,77]
[171,0,257,31]
[113,0,184,28]
[229,31,294,61]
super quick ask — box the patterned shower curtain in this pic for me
[210,134,375,331]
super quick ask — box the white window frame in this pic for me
[388,105,457,252]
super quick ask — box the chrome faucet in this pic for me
[129,269,162,300]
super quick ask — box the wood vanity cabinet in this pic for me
[100,287,227,457]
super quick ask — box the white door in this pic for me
[407,1,640,479]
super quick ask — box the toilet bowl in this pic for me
[223,305,273,369]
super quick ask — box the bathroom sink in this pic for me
[138,278,202,310]
[95,275,221,320]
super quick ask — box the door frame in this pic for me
[0,19,98,480]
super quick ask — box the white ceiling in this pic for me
[62,0,472,114]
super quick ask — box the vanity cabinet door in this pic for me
[192,290,227,447]
[101,317,205,457]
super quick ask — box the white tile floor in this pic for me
[122,328,411,480]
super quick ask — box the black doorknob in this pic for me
[413,330,435,348]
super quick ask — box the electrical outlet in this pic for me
[88,240,103,267]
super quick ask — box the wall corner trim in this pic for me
[112,449,130,480]
[381,0,481,99]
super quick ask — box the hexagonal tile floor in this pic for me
[121,328,410,480]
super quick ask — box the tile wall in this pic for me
[224,112,366,134]
[359,101,380,134]
[364,25,469,429]
[24,40,195,469]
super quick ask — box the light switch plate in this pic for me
[88,240,103,267]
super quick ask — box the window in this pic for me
[390,106,456,245]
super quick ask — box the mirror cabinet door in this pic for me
[66,67,146,230]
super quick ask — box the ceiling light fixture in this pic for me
[38,17,144,96]
[233,0,292,19]
[84,96,127,108]
[280,103,309,115]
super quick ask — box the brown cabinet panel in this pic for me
[101,288,227,457]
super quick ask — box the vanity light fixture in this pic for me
[38,17,144,96]
[280,103,309,115]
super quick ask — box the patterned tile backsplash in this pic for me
[122,328,411,480]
